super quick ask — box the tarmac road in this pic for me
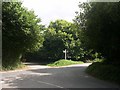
[0,63,120,89]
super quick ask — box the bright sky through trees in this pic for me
[22,0,87,26]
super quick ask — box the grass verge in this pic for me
[1,62,26,71]
[86,62,120,85]
[47,59,84,67]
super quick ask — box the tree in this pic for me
[40,20,72,61]
[27,19,92,62]
[2,2,44,68]
[74,2,120,64]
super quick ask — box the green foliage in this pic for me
[44,20,74,61]
[86,62,120,84]
[26,19,87,62]
[29,19,96,62]
[74,2,120,64]
[93,58,104,63]
[1,62,26,71]
[47,59,84,66]
[2,2,44,68]
[26,19,98,62]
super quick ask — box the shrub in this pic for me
[86,62,120,84]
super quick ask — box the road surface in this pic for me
[0,63,120,89]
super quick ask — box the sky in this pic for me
[22,0,87,26]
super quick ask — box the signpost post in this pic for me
[63,49,67,60]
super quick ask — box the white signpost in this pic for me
[63,49,67,60]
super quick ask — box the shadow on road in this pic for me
[2,65,90,88]
[2,64,120,88]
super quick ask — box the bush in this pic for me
[86,62,120,84]
[1,62,26,71]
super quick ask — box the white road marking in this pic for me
[30,78,64,88]
[1,81,4,84]
[29,73,52,76]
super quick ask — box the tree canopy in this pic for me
[74,2,120,64]
[2,2,44,68]
[26,19,90,62]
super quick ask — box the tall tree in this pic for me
[74,2,120,64]
[2,2,44,68]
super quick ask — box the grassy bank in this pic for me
[1,62,26,71]
[86,62,120,85]
[47,59,84,67]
